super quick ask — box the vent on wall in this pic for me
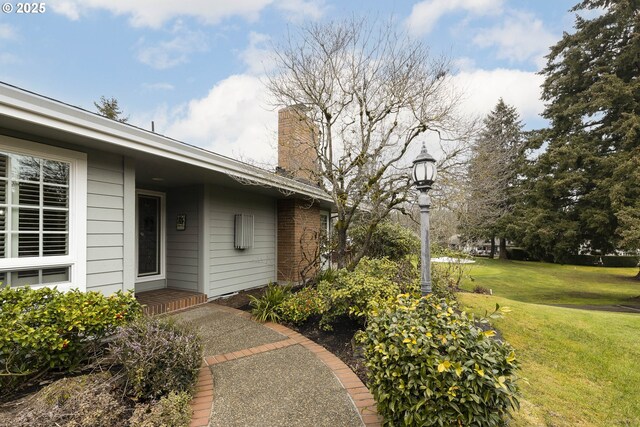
[234,214,254,250]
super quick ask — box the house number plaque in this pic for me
[176,214,186,231]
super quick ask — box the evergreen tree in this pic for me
[462,99,525,259]
[94,96,129,123]
[518,0,639,264]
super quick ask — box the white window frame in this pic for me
[0,136,87,292]
[135,189,166,283]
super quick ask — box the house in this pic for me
[0,82,333,309]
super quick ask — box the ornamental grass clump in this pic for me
[110,317,202,400]
[358,294,520,427]
[249,283,292,323]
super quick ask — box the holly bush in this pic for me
[358,294,520,426]
[0,286,141,391]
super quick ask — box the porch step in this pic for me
[136,289,208,316]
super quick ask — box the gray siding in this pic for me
[208,187,276,296]
[166,186,200,292]
[86,151,125,294]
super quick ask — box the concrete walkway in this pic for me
[172,303,382,427]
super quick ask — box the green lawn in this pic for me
[461,258,640,307]
[459,260,640,427]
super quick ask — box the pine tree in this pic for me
[94,96,129,123]
[462,99,525,259]
[519,0,640,264]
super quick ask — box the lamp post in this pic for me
[412,144,437,296]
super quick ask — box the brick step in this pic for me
[136,289,208,316]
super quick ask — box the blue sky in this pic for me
[0,0,579,163]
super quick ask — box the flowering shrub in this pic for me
[0,286,141,392]
[110,317,202,400]
[358,295,520,426]
[278,286,327,325]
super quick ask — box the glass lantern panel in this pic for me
[413,163,426,183]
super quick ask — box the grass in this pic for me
[459,259,640,426]
[461,258,640,307]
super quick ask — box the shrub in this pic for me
[505,248,532,261]
[0,286,141,392]
[13,373,128,427]
[249,283,292,323]
[561,254,599,266]
[129,391,192,427]
[110,317,203,400]
[317,257,403,329]
[359,295,520,427]
[351,221,420,261]
[473,285,491,295]
[602,255,639,268]
[278,286,327,325]
[314,267,338,284]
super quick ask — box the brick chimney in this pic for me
[277,105,319,184]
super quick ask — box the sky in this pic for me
[0,0,580,165]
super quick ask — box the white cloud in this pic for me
[135,22,208,69]
[406,0,503,36]
[157,74,277,164]
[451,68,544,124]
[276,0,325,22]
[48,0,323,28]
[0,24,16,40]
[473,11,556,68]
[239,32,275,75]
[142,82,175,91]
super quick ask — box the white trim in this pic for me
[0,135,87,291]
[0,83,332,205]
[122,158,136,292]
[135,189,166,283]
[199,184,210,297]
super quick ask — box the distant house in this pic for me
[0,83,332,303]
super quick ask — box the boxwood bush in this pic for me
[110,317,203,400]
[0,286,141,391]
[358,295,520,426]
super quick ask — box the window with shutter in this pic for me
[0,138,87,291]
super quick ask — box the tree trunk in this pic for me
[336,221,348,270]
[489,236,496,259]
[499,237,508,260]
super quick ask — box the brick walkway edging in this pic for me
[187,304,383,427]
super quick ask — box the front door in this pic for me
[136,190,165,282]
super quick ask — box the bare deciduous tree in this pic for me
[267,18,471,269]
